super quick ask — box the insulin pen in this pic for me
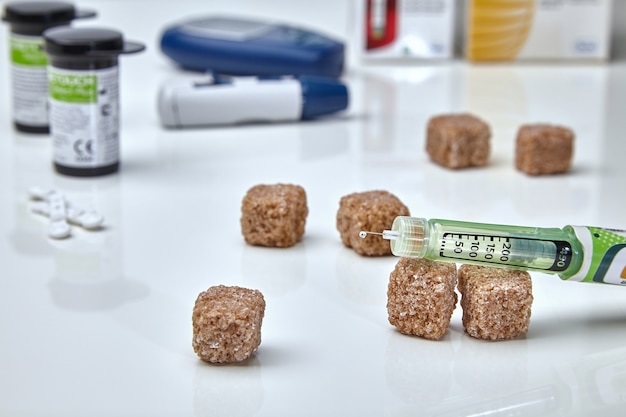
[360,217,626,286]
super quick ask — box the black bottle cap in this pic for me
[44,27,145,57]
[1,1,96,27]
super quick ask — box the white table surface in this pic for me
[2,1,626,416]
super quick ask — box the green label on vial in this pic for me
[10,35,47,66]
[49,72,98,104]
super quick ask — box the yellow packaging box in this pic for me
[466,0,613,61]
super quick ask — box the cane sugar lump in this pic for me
[458,265,532,340]
[387,257,458,340]
[426,113,491,169]
[241,183,308,248]
[515,124,574,175]
[192,285,265,364]
[336,190,409,256]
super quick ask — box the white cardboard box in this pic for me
[355,0,456,60]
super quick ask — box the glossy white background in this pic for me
[1,1,626,416]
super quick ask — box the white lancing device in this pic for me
[158,76,348,128]
[161,78,299,126]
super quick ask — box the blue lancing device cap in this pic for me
[299,76,348,119]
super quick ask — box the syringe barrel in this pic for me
[390,216,582,276]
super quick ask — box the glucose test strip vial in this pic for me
[1,1,96,133]
[43,27,145,176]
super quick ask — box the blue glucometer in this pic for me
[160,16,345,78]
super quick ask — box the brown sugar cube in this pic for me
[387,257,458,340]
[336,190,410,256]
[241,183,308,248]
[515,124,574,175]
[458,265,533,340]
[192,285,266,364]
[426,113,491,169]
